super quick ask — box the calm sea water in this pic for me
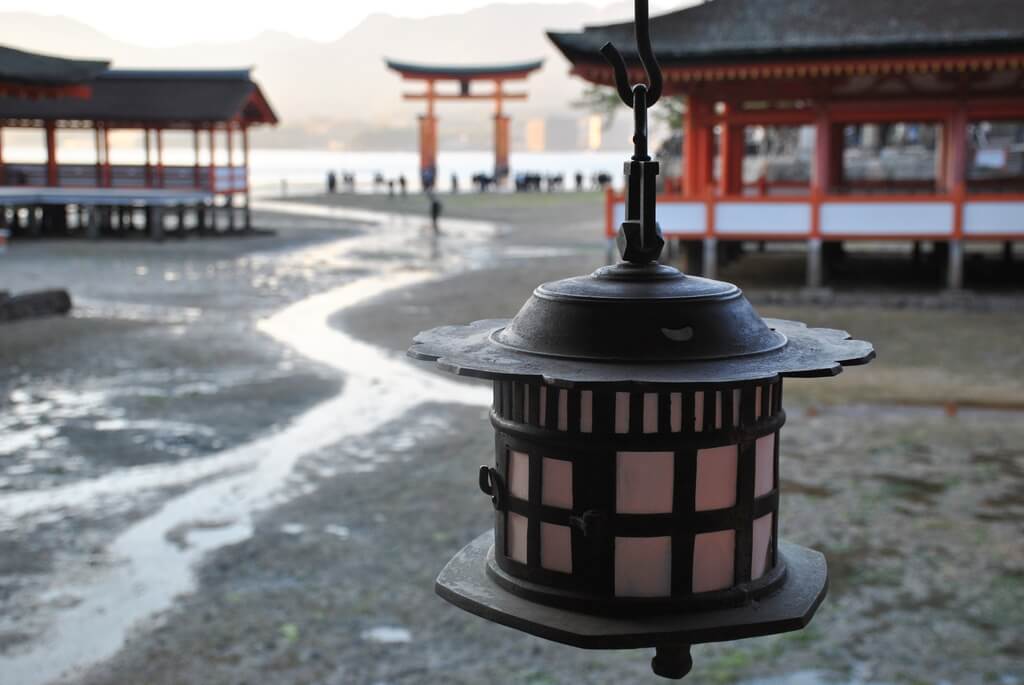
[6,145,629,196]
[246,149,628,196]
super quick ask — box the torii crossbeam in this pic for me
[385,59,543,188]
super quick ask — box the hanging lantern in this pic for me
[408,1,874,678]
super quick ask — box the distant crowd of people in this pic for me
[325,169,613,195]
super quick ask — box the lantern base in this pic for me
[435,531,827,674]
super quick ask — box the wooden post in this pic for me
[829,123,845,190]
[683,96,699,196]
[102,126,111,187]
[193,127,202,188]
[94,126,103,186]
[810,107,832,288]
[242,125,252,230]
[946,103,968,290]
[0,124,5,185]
[419,79,439,187]
[208,127,217,232]
[812,109,833,196]
[45,122,58,186]
[226,126,236,230]
[143,128,152,187]
[718,105,744,196]
[156,128,164,188]
[494,79,510,181]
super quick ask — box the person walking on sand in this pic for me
[428,192,442,235]
[399,174,408,196]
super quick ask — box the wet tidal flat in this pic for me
[1,193,1022,685]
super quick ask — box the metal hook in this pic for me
[600,0,666,265]
[600,0,663,109]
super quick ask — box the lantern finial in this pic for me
[601,0,665,265]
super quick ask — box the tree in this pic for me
[574,83,685,136]
[572,84,622,130]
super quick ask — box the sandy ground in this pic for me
[0,192,1022,685]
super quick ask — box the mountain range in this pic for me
[0,3,698,148]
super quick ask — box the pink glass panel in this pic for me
[509,450,530,500]
[695,445,738,511]
[539,386,547,427]
[752,513,773,580]
[694,391,705,432]
[692,529,736,593]
[615,392,630,434]
[580,390,593,433]
[507,512,528,564]
[557,389,568,431]
[615,536,672,597]
[754,386,762,419]
[616,451,674,513]
[715,391,723,429]
[542,457,573,509]
[755,434,775,497]
[540,522,572,573]
[523,383,530,421]
[670,392,682,432]
[643,393,658,433]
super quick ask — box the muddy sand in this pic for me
[0,193,1021,685]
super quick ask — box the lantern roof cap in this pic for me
[408,262,874,387]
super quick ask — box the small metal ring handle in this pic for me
[478,466,505,510]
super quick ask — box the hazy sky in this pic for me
[0,0,681,46]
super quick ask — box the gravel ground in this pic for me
[2,192,1022,685]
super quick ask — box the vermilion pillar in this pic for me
[494,114,510,179]
[419,114,438,182]
[683,96,713,197]
[45,122,58,186]
[945,106,968,196]
[829,123,845,190]
[945,103,968,289]
[718,106,744,196]
[812,109,833,196]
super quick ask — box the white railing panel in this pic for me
[964,201,1024,236]
[614,201,706,236]
[715,202,811,235]
[821,202,954,236]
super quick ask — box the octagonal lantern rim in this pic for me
[408,317,875,387]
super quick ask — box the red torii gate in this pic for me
[385,59,542,187]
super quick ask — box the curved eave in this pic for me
[548,29,1024,66]
[242,84,279,125]
[384,58,543,81]
[548,31,1024,87]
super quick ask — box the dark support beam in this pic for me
[242,126,252,230]
[0,124,6,185]
[45,122,58,187]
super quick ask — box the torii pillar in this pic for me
[386,59,543,188]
